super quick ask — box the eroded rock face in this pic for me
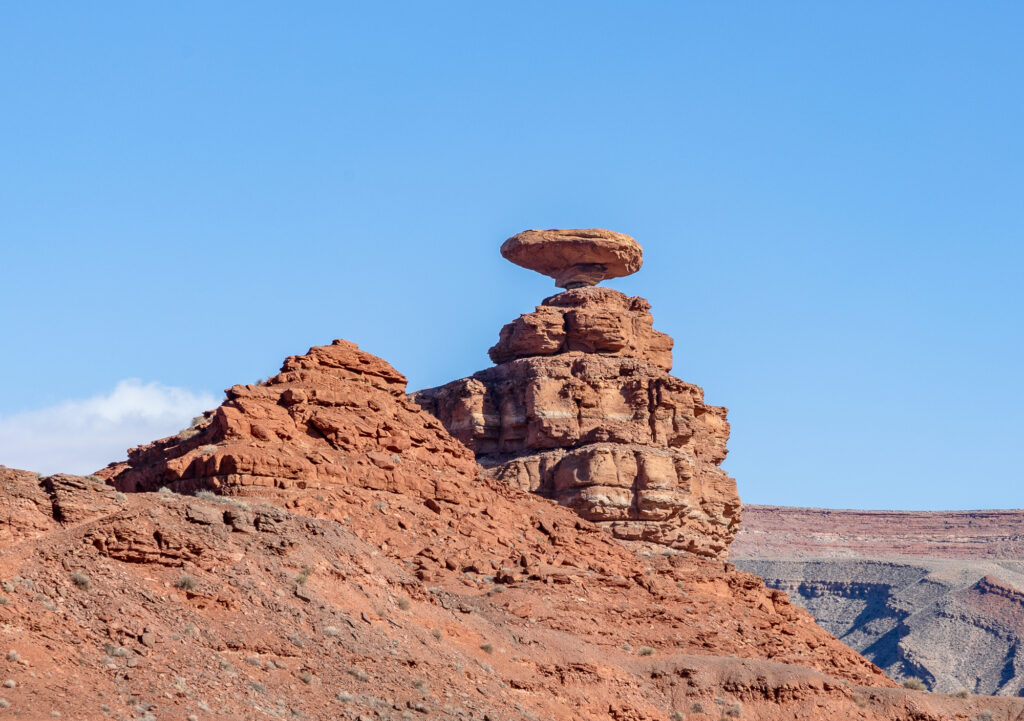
[489,286,673,369]
[104,339,479,503]
[415,239,740,559]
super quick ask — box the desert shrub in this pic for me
[638,646,655,656]
[413,679,427,691]
[432,629,442,640]
[6,651,18,662]
[479,642,494,654]
[347,667,368,682]
[194,490,217,500]
[297,567,313,585]
[397,597,411,611]
[670,712,684,720]
[0,596,8,606]
[336,691,354,703]
[690,702,704,713]
[299,671,313,685]
[70,572,90,590]
[323,626,340,637]
[175,575,198,591]
[955,689,971,698]
[902,677,926,691]
[725,701,743,717]
[86,475,101,483]
[200,445,217,456]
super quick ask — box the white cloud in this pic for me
[0,380,219,476]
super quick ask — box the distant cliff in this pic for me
[733,505,1024,696]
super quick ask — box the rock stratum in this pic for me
[414,231,740,559]
[734,505,1024,697]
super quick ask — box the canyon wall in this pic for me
[734,505,1024,696]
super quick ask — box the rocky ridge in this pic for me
[415,229,740,559]
[105,339,479,506]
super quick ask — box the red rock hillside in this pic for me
[2,338,1022,718]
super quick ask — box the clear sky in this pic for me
[1,3,1021,510]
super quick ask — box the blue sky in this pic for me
[1,3,1021,509]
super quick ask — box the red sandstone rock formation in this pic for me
[414,230,740,559]
[103,339,479,504]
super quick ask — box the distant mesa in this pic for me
[501,228,643,289]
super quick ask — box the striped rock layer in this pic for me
[414,285,741,559]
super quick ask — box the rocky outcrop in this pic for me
[734,506,1024,696]
[103,339,479,505]
[488,286,673,369]
[414,229,740,559]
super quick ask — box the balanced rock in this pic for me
[415,230,741,559]
[501,228,642,288]
[104,339,479,505]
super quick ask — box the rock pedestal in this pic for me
[414,229,741,559]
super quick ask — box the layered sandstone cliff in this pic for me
[734,506,1024,696]
[414,230,740,559]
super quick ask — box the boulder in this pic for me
[501,228,642,288]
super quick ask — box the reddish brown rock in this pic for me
[415,233,740,559]
[103,339,480,504]
[501,228,643,288]
[489,286,673,370]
